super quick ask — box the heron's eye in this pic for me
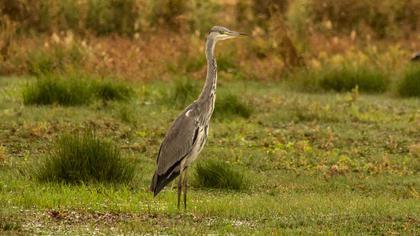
[220,31,225,34]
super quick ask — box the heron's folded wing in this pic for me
[156,109,200,175]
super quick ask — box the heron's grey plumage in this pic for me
[150,26,245,208]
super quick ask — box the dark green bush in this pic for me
[1,0,418,38]
[187,1,220,34]
[35,131,134,184]
[214,93,253,120]
[93,80,134,101]
[193,159,248,190]
[23,74,134,106]
[319,65,388,93]
[311,0,420,38]
[2,0,54,33]
[149,0,189,29]
[22,75,93,106]
[0,0,140,35]
[57,0,81,31]
[398,65,420,97]
[86,0,140,36]
[252,0,289,26]
[149,0,218,33]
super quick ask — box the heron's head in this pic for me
[208,26,247,42]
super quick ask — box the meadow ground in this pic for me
[0,76,419,234]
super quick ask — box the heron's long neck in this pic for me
[198,37,217,101]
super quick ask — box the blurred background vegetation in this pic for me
[0,0,419,95]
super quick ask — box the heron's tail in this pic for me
[150,171,179,197]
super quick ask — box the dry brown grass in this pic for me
[0,0,420,80]
[1,0,420,80]
[2,30,419,81]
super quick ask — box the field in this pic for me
[1,0,420,234]
[0,77,419,234]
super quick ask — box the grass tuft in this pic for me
[193,159,249,190]
[214,93,253,120]
[22,74,93,106]
[319,65,388,93]
[22,74,134,106]
[289,65,389,93]
[398,65,420,97]
[93,80,134,101]
[35,131,134,184]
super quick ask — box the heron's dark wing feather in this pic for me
[156,106,200,175]
[150,106,200,196]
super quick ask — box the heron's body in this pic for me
[150,26,245,208]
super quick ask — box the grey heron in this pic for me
[150,26,246,209]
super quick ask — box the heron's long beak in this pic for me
[228,30,248,37]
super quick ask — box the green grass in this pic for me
[193,159,249,190]
[214,92,253,120]
[116,104,138,125]
[1,77,419,234]
[35,131,135,184]
[184,56,206,72]
[398,65,420,97]
[165,76,199,108]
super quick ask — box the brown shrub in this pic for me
[311,0,420,38]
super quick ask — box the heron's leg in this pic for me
[183,167,188,209]
[177,170,183,209]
